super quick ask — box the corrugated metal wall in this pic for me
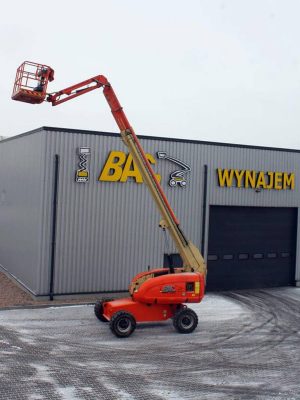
[39,129,207,294]
[1,127,299,295]
[39,128,300,295]
[0,131,46,293]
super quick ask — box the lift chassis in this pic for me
[12,61,207,338]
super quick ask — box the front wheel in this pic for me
[173,308,198,334]
[109,311,136,338]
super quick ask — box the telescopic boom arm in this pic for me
[47,75,207,277]
[47,74,206,277]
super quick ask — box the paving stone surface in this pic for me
[0,288,300,399]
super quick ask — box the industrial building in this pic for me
[0,126,299,298]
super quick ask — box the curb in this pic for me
[0,302,95,312]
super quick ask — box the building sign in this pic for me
[98,151,161,183]
[75,147,91,183]
[98,150,191,187]
[157,151,191,187]
[217,169,295,190]
[99,150,191,187]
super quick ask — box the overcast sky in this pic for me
[1,0,300,148]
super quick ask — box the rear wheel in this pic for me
[94,298,114,322]
[109,311,136,338]
[173,308,198,334]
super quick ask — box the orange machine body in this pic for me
[103,269,205,322]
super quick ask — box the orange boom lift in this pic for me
[12,61,207,337]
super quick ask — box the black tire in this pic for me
[94,298,114,322]
[109,311,136,338]
[171,304,186,320]
[173,308,198,334]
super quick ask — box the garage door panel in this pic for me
[208,261,293,290]
[207,206,297,291]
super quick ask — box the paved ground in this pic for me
[0,287,300,400]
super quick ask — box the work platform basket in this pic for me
[11,61,54,104]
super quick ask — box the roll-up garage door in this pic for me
[206,206,297,291]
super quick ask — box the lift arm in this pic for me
[43,73,206,278]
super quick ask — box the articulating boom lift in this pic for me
[12,61,207,337]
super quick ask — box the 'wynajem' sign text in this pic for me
[217,169,295,190]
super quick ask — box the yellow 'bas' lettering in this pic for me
[217,169,295,190]
[99,151,161,183]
